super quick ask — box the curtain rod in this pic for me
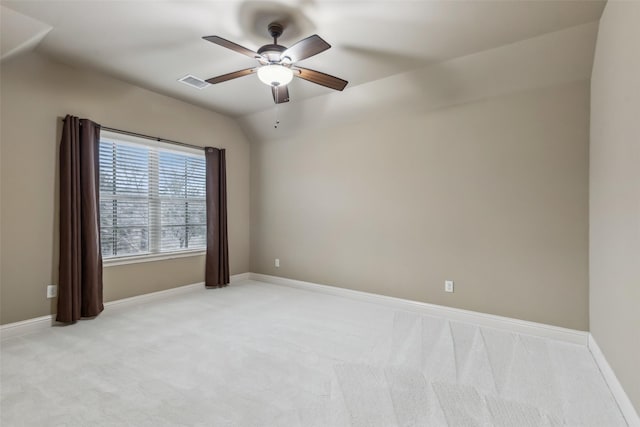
[62,117,218,151]
[101,126,214,151]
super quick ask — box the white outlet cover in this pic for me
[47,285,57,299]
[275,258,280,268]
[445,280,454,293]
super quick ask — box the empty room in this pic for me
[1,0,638,425]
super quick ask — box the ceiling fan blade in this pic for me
[205,68,257,84]
[202,36,261,60]
[294,67,348,91]
[271,85,290,104]
[281,35,330,63]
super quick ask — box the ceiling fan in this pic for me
[203,22,348,104]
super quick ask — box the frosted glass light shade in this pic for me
[257,65,293,87]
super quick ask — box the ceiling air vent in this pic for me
[178,75,210,90]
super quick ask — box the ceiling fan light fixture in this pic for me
[257,64,293,87]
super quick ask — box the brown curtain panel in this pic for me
[205,147,230,288]
[57,115,104,323]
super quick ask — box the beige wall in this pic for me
[590,1,640,414]
[251,81,590,330]
[0,52,251,324]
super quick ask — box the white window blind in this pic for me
[99,132,206,259]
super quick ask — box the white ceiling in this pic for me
[1,0,605,118]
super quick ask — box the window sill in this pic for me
[103,250,206,267]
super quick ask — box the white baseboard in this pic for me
[588,334,640,427]
[249,273,589,345]
[104,281,205,312]
[0,272,251,341]
[230,272,251,282]
[105,272,251,311]
[0,315,56,341]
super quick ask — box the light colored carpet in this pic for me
[0,280,626,426]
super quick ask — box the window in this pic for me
[99,131,206,260]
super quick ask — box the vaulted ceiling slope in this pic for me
[1,1,604,119]
[240,21,599,141]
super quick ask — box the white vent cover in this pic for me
[178,75,210,89]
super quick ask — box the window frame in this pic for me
[99,131,207,267]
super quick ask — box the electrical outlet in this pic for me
[47,285,58,299]
[445,280,454,293]
[275,258,280,268]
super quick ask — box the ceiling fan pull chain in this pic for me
[274,87,280,129]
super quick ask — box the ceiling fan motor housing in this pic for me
[257,44,286,63]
